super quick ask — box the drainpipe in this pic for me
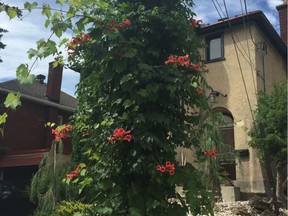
[256,42,267,93]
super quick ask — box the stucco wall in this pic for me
[196,22,286,194]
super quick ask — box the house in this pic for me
[198,5,287,198]
[177,3,287,199]
[0,62,77,190]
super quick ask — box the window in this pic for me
[219,113,236,180]
[206,34,224,61]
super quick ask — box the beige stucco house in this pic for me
[177,6,287,198]
[199,9,287,196]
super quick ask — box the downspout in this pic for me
[256,42,267,93]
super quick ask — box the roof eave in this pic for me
[0,88,76,113]
[196,11,287,59]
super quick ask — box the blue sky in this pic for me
[0,0,284,96]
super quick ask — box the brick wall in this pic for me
[277,3,287,45]
[0,97,73,154]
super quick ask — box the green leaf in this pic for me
[79,177,93,194]
[44,19,50,28]
[191,82,198,88]
[24,2,38,12]
[16,63,28,78]
[37,46,47,58]
[137,89,148,97]
[18,74,36,84]
[59,38,69,47]
[42,4,51,18]
[67,6,76,18]
[46,40,57,55]
[96,1,110,9]
[16,64,35,84]
[120,74,133,85]
[7,7,17,19]
[27,48,38,59]
[56,0,65,6]
[0,113,8,125]
[4,92,21,110]
[123,48,137,58]
[138,63,153,71]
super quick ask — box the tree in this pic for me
[248,82,287,202]
[3,0,221,215]
[0,27,8,63]
[67,1,214,215]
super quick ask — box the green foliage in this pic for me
[30,148,78,215]
[52,200,93,216]
[4,92,21,110]
[248,82,287,162]
[0,27,8,63]
[5,0,220,215]
[24,2,38,12]
[0,1,22,19]
[65,0,213,215]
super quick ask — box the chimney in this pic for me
[276,0,287,45]
[46,62,63,103]
[36,74,46,84]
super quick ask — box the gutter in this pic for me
[0,88,77,113]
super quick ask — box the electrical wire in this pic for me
[240,0,258,94]
[214,0,226,18]
[243,0,257,45]
[222,0,256,123]
[211,0,224,19]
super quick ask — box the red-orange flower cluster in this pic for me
[190,19,202,27]
[203,147,217,157]
[165,54,190,68]
[107,128,132,142]
[52,124,73,142]
[192,63,201,71]
[156,161,175,175]
[109,19,131,31]
[66,166,82,179]
[67,32,90,58]
[196,88,203,95]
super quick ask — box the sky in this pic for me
[0,0,284,97]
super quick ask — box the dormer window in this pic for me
[206,34,224,62]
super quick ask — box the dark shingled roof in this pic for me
[0,79,78,112]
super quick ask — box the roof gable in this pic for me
[196,10,287,59]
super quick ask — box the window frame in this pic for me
[205,33,225,62]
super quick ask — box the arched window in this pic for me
[214,108,236,180]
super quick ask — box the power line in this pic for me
[240,0,257,94]
[214,0,226,18]
[222,0,255,123]
[211,0,224,19]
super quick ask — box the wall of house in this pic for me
[197,22,286,196]
[253,24,287,94]
[0,97,73,154]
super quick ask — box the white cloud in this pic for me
[266,0,283,9]
[192,0,280,32]
[264,11,279,27]
[0,1,80,96]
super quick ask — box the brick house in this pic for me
[0,63,77,189]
